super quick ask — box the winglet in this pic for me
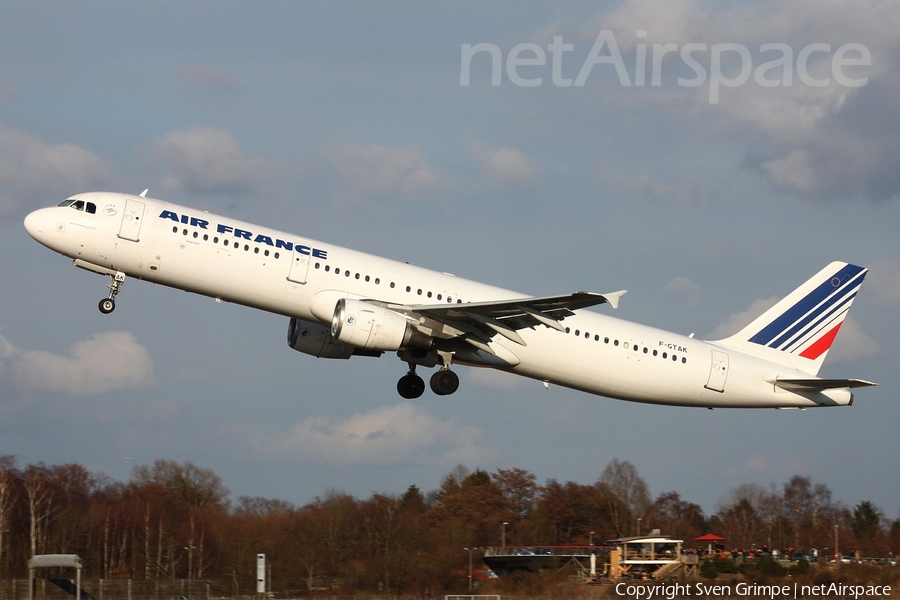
[601,290,627,310]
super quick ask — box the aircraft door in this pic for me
[118,199,145,242]
[287,249,311,284]
[705,349,729,392]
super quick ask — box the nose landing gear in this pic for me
[98,271,126,314]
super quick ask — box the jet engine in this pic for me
[287,317,356,359]
[331,298,431,351]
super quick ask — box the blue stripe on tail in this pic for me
[748,263,866,350]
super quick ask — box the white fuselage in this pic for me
[23,192,852,408]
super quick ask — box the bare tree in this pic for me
[0,456,18,576]
[599,459,650,535]
[23,464,55,557]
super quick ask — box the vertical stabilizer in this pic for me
[712,262,868,375]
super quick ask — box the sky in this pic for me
[1,1,898,523]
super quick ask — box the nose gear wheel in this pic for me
[98,271,126,314]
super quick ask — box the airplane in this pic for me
[23,191,876,408]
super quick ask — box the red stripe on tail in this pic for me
[800,323,843,360]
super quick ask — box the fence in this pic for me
[0,579,231,600]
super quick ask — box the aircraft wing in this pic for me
[385,290,626,352]
[770,377,878,392]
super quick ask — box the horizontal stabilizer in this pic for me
[770,377,878,392]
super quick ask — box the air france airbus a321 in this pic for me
[23,191,876,408]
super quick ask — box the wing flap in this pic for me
[379,290,625,350]
[416,290,625,331]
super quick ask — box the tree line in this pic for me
[0,456,897,596]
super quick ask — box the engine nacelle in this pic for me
[287,318,355,359]
[331,298,430,351]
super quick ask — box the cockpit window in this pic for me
[56,199,97,213]
[62,200,97,213]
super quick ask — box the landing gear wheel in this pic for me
[397,373,426,399]
[98,271,126,315]
[99,298,116,314]
[430,369,460,396]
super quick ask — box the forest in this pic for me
[0,456,898,596]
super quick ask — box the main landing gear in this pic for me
[430,368,460,396]
[396,363,460,399]
[397,364,426,399]
[98,271,126,314]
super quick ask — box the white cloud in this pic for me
[0,125,113,215]
[824,316,879,363]
[1,330,154,396]
[468,141,535,187]
[662,276,701,307]
[583,0,900,201]
[239,402,489,466]
[466,367,529,392]
[179,64,243,89]
[709,301,877,362]
[326,144,439,207]
[708,296,779,340]
[151,127,261,194]
[615,172,700,205]
[761,149,818,192]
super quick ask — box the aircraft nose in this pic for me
[24,209,45,241]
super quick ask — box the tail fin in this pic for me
[713,261,868,375]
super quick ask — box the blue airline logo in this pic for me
[159,210,328,259]
[748,263,865,354]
